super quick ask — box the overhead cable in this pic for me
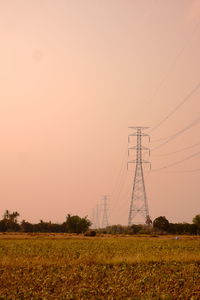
[152,116,200,151]
[151,150,200,172]
[149,80,200,134]
[147,19,200,105]
[152,141,200,156]
[111,144,128,198]
[155,169,200,173]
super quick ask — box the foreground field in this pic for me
[0,235,199,299]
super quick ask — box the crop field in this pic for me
[0,234,199,299]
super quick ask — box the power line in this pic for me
[151,116,200,151]
[152,150,200,172]
[111,143,128,198]
[112,169,128,212]
[152,141,200,156]
[149,80,200,134]
[114,172,132,212]
[151,136,171,143]
[147,19,200,106]
[155,169,200,173]
[109,142,130,217]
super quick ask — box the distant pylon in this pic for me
[91,208,96,229]
[127,127,152,226]
[101,195,109,228]
[95,204,100,229]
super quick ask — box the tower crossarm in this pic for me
[128,126,149,130]
[128,146,149,150]
[128,133,149,137]
[128,160,150,164]
[128,146,150,157]
[128,133,150,143]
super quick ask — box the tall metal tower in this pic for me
[101,195,109,228]
[91,208,96,229]
[128,127,151,226]
[95,204,100,229]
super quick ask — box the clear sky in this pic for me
[0,0,200,225]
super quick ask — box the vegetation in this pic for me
[153,216,169,231]
[0,210,199,236]
[0,211,199,298]
[0,210,20,232]
[0,211,91,234]
[0,236,199,299]
[84,229,97,236]
[65,214,91,234]
[193,214,200,232]
[100,220,198,235]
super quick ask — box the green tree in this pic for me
[3,210,19,223]
[193,214,200,231]
[3,210,10,220]
[65,214,91,233]
[130,224,143,234]
[21,220,34,232]
[2,210,20,231]
[153,216,169,232]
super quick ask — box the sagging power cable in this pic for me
[152,116,200,151]
[152,141,200,156]
[152,150,200,172]
[150,80,200,134]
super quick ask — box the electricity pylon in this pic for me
[91,208,96,229]
[101,195,109,228]
[127,127,152,226]
[95,204,100,229]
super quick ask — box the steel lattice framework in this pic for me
[101,195,109,228]
[128,127,152,226]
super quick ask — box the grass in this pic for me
[0,234,199,299]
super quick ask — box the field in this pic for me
[0,234,199,299]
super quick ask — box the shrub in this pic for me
[84,230,96,237]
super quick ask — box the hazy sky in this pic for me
[0,0,200,225]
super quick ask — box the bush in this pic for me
[153,216,169,232]
[84,230,96,237]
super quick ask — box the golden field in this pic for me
[0,234,199,299]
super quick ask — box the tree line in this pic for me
[0,210,91,233]
[101,215,200,235]
[0,210,199,235]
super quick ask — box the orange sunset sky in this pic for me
[0,0,200,225]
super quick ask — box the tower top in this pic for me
[128,126,149,130]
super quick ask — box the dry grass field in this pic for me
[0,234,199,299]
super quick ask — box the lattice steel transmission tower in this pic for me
[95,204,100,229]
[101,195,109,228]
[91,208,96,229]
[128,127,152,226]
